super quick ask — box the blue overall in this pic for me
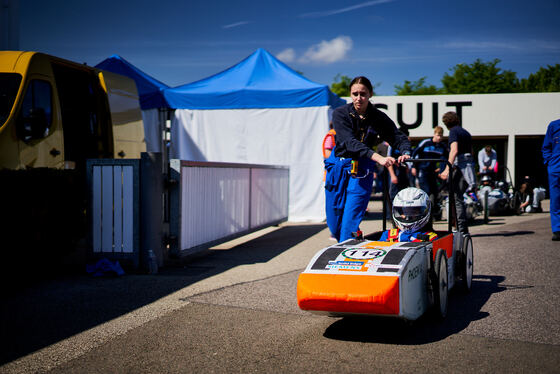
[543,119,560,233]
[325,147,375,242]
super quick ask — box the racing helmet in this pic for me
[481,175,492,185]
[392,187,431,232]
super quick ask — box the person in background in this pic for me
[542,119,560,241]
[322,122,337,240]
[439,111,475,235]
[322,122,336,160]
[411,125,448,220]
[478,145,498,177]
[478,174,494,204]
[518,176,545,213]
[325,76,411,242]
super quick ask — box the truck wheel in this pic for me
[433,249,448,320]
[460,235,474,292]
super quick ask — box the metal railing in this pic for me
[169,160,289,258]
[86,156,289,269]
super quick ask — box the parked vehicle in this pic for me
[441,189,486,224]
[0,51,146,280]
[0,51,145,170]
[464,190,485,222]
[477,168,520,217]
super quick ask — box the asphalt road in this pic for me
[1,201,559,373]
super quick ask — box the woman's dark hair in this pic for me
[349,76,373,95]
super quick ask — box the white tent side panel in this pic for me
[141,108,162,153]
[170,107,329,222]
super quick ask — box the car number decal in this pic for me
[342,248,387,260]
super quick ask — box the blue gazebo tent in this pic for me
[163,48,345,110]
[167,49,345,221]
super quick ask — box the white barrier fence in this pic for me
[87,157,289,269]
[87,159,141,268]
[169,160,289,257]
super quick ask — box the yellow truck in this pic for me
[0,51,146,170]
[0,51,146,279]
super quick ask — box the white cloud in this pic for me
[300,36,353,63]
[299,0,395,18]
[222,21,250,29]
[276,48,296,63]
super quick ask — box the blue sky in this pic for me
[20,0,560,95]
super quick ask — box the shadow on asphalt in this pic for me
[0,223,325,365]
[323,274,510,344]
[471,230,535,238]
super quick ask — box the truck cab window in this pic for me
[0,73,23,129]
[16,79,53,143]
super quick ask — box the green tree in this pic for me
[441,58,520,94]
[519,64,560,92]
[394,77,442,95]
[330,74,352,97]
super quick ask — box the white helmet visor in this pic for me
[393,205,429,223]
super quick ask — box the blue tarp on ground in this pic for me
[95,55,170,110]
[163,48,345,110]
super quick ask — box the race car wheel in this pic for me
[460,235,474,292]
[433,249,448,320]
[483,190,489,224]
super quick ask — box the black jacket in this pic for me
[333,102,411,160]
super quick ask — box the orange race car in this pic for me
[297,159,474,320]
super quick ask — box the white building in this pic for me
[359,92,560,187]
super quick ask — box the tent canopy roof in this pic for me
[95,55,170,110]
[163,48,345,109]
